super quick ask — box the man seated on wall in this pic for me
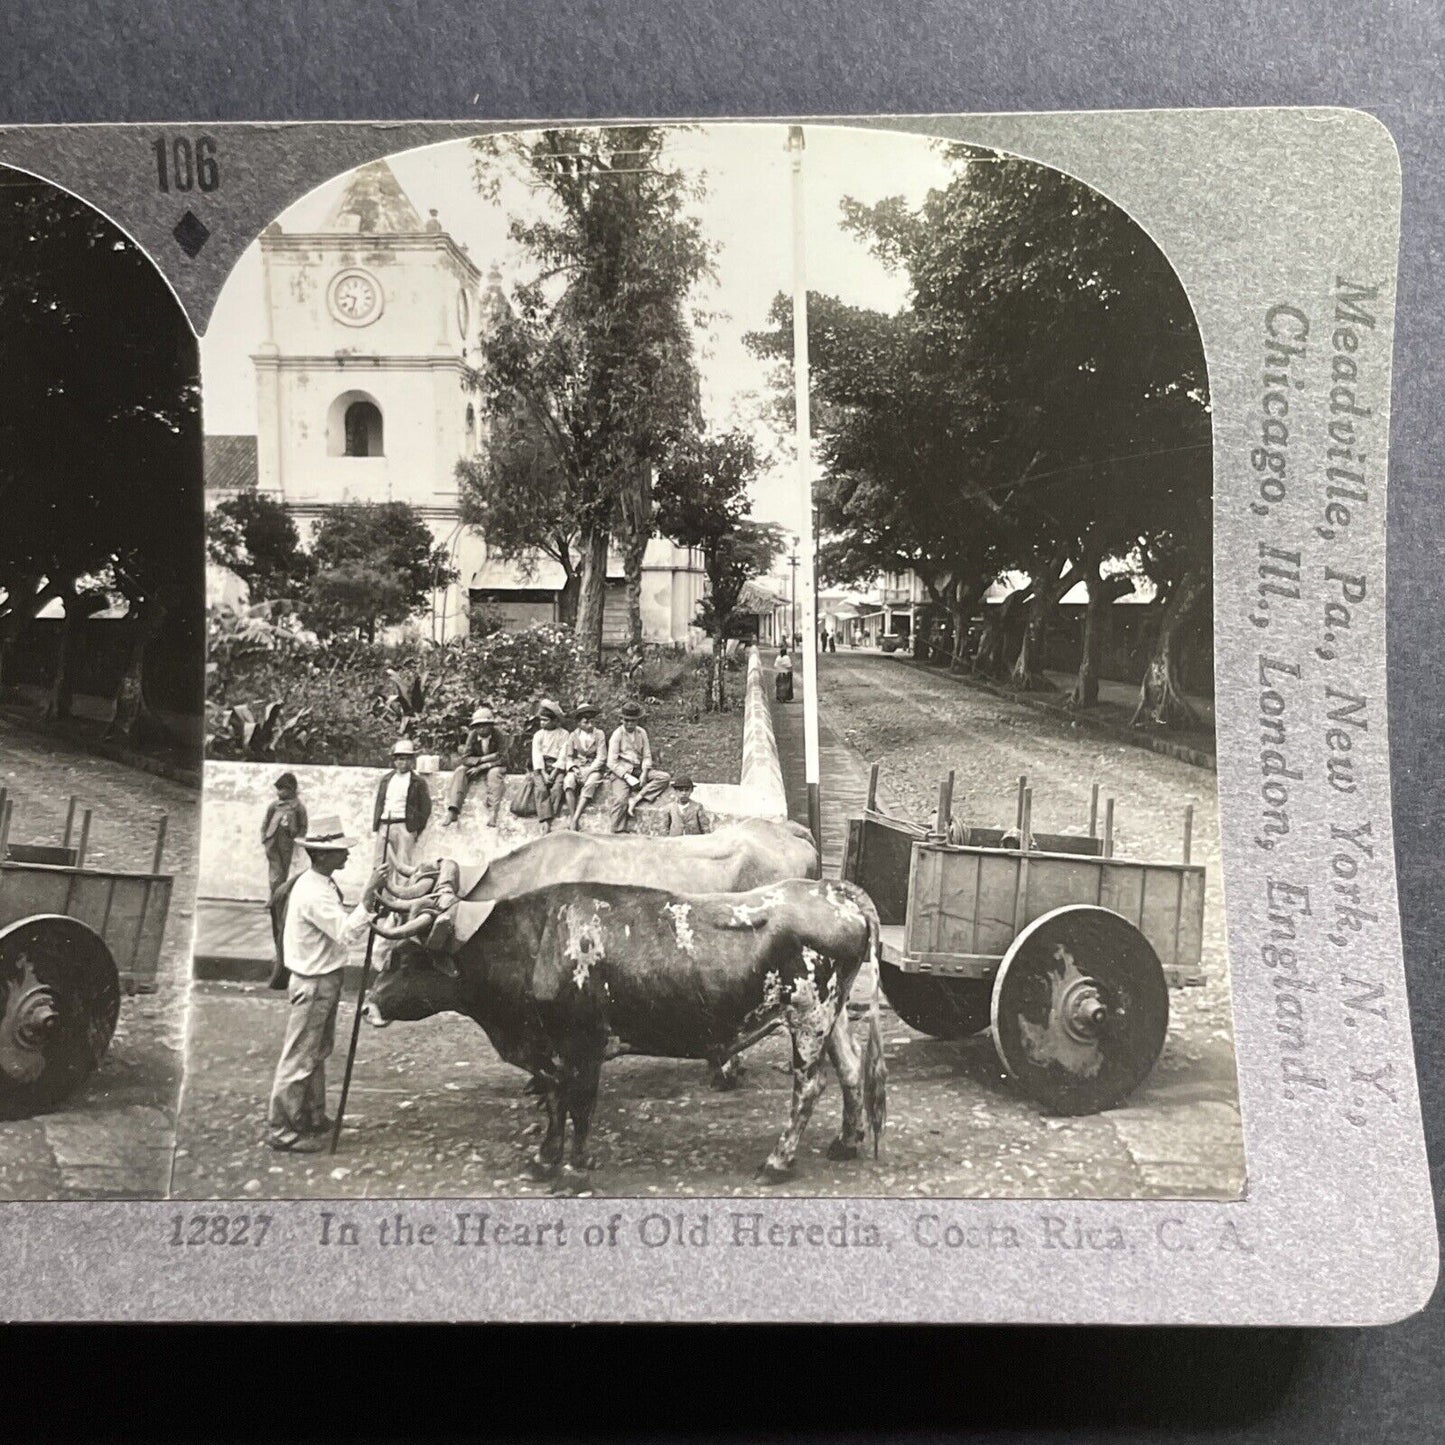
[606,701,670,833]
[562,700,607,830]
[442,705,509,830]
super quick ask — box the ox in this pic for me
[362,877,886,1183]
[387,816,820,901]
[358,817,821,1089]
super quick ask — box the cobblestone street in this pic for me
[0,722,197,1199]
[173,654,1243,1203]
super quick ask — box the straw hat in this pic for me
[297,815,359,852]
[538,699,563,722]
[574,700,599,719]
[391,738,418,756]
[470,706,496,725]
[620,701,644,721]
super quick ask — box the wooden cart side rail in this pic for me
[917,841,1204,874]
[0,861,173,883]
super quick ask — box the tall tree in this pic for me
[208,491,312,604]
[773,148,1212,712]
[301,502,456,642]
[468,127,709,666]
[750,294,1010,673]
[0,169,203,740]
[655,430,785,709]
[456,409,584,626]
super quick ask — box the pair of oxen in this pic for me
[328,818,885,1184]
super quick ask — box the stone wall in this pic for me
[199,646,788,902]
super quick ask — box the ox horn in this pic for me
[369,915,434,941]
[384,871,442,900]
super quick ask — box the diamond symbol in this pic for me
[173,210,210,259]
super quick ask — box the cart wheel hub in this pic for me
[13,986,59,1048]
[1060,978,1108,1041]
[0,956,58,1085]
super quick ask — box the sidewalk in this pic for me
[768,684,904,879]
[0,685,202,787]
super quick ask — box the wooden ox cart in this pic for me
[0,788,173,1117]
[844,769,1205,1115]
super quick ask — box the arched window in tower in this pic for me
[343,400,384,457]
[465,403,476,452]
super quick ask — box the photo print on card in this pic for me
[0,110,1430,1323]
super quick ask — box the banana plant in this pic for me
[207,701,313,759]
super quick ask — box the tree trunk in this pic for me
[107,597,167,744]
[712,634,727,712]
[946,576,991,674]
[1010,556,1076,692]
[45,582,99,722]
[556,563,580,629]
[575,527,610,668]
[975,586,1031,679]
[621,530,647,673]
[1070,568,1133,709]
[617,461,652,671]
[0,575,58,696]
[1131,565,1208,729]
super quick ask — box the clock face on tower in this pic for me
[328,268,382,326]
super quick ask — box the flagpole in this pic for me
[787,124,822,852]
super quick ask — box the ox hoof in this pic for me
[527,1156,561,1182]
[756,1158,795,1185]
[709,1065,742,1092]
[569,1151,600,1172]
[826,1138,860,1162]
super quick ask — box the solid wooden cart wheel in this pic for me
[879,957,992,1040]
[990,905,1169,1115]
[0,916,120,1118]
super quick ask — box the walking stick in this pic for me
[329,821,391,1156]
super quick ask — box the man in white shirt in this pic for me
[266,814,372,1153]
[372,737,431,875]
[530,699,570,832]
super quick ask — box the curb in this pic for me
[739,649,789,816]
[0,707,202,788]
[888,657,1216,772]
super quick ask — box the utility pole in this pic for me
[787,124,821,851]
[788,545,799,650]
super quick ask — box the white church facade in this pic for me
[206,158,706,647]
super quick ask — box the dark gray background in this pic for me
[0,1,1440,1439]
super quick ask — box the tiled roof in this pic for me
[204,434,258,492]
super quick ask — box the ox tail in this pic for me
[834,878,886,1158]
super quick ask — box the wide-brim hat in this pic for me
[297,814,359,851]
[620,702,644,721]
[574,701,599,718]
[470,706,496,724]
[538,699,563,721]
[391,737,418,756]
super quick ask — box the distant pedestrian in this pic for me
[664,776,710,836]
[265,814,370,1153]
[261,771,307,902]
[562,701,607,829]
[774,645,794,702]
[606,702,670,831]
[373,738,431,875]
[443,706,509,829]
